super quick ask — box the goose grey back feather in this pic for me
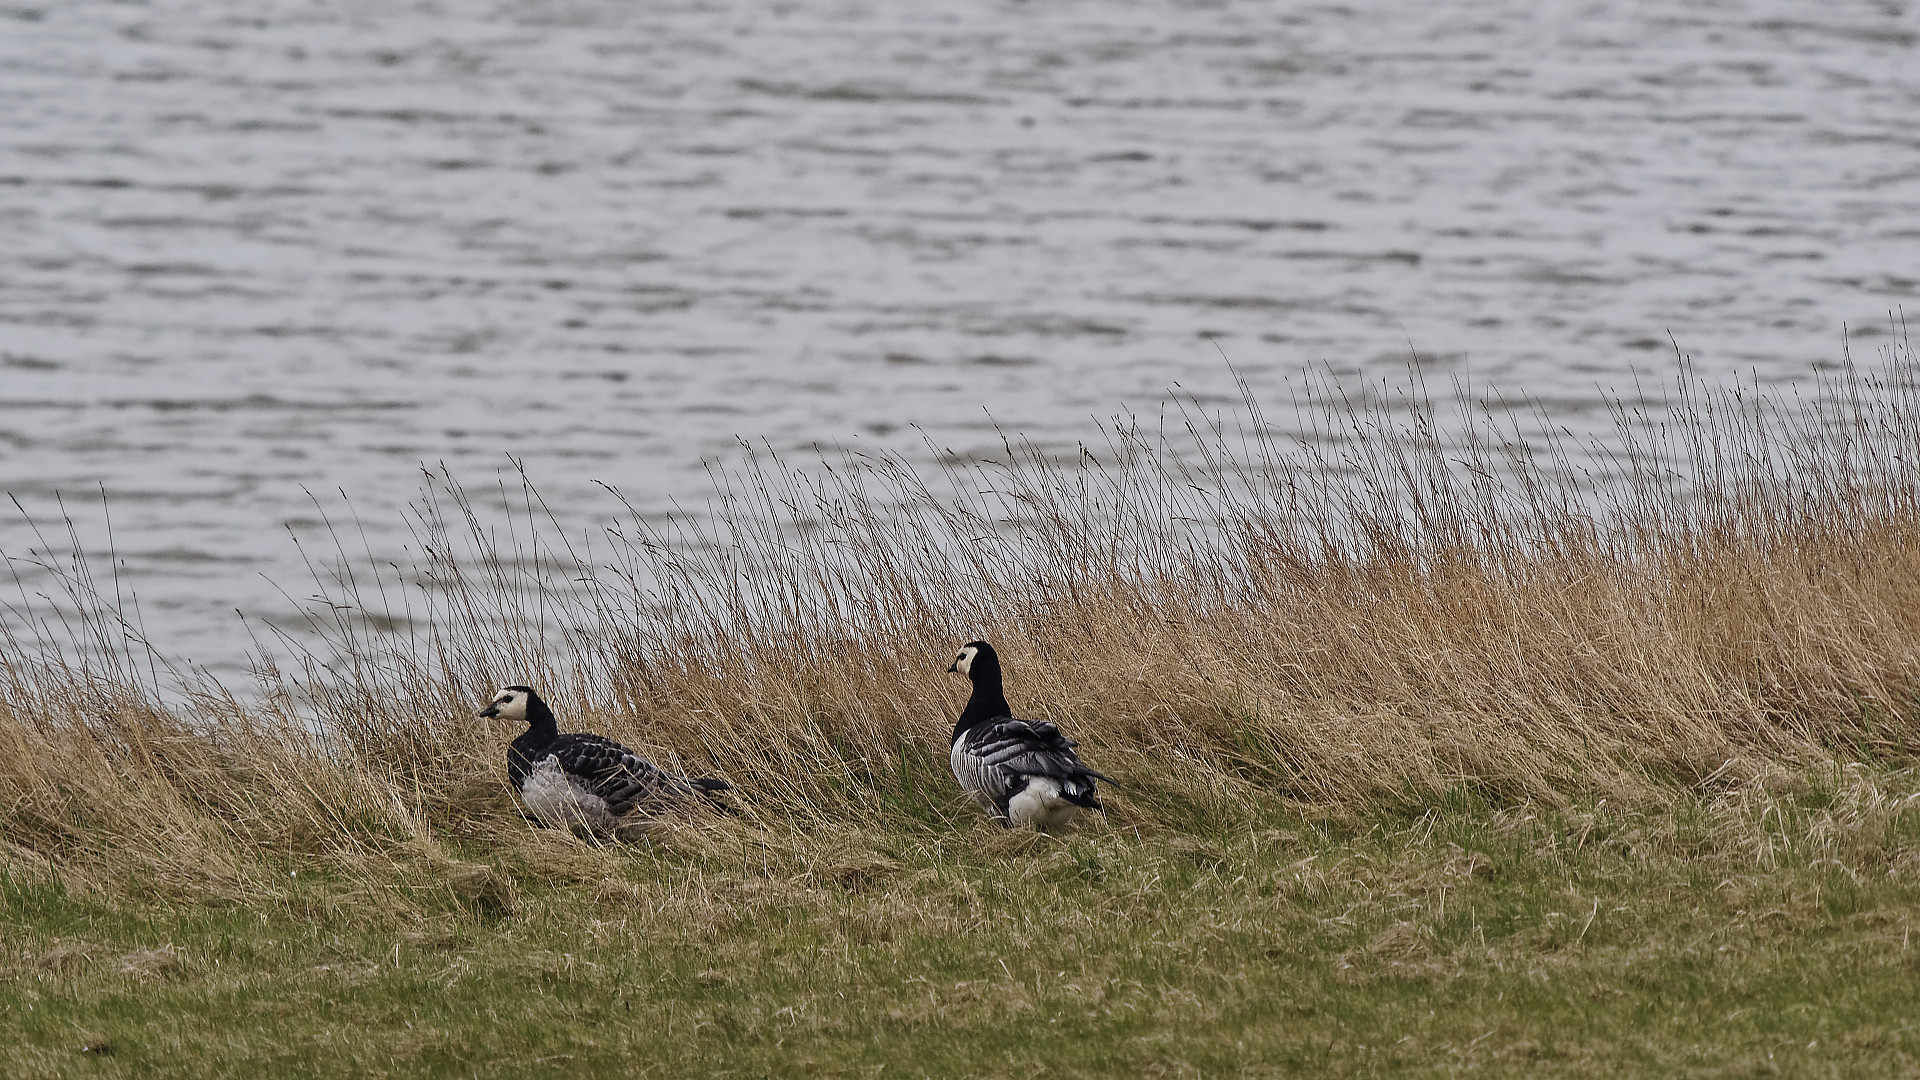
[951,715,1110,817]
[530,732,729,817]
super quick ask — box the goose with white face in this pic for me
[480,683,733,837]
[945,639,1113,833]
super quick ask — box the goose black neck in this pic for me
[521,692,558,744]
[508,691,560,771]
[955,658,1012,737]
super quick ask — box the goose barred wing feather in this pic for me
[546,733,709,815]
[959,716,1111,811]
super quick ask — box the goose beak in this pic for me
[476,704,499,718]
[946,661,958,674]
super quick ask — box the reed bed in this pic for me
[4,345,1920,895]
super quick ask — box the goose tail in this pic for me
[688,776,737,814]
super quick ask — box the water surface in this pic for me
[2,0,1917,676]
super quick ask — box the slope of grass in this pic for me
[3,768,1920,1068]
[5,775,1919,1078]
[6,345,1920,1074]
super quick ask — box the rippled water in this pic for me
[2,0,1917,678]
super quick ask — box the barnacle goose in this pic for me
[946,641,1113,832]
[478,686,730,836]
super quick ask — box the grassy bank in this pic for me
[5,349,1920,1074]
[5,781,1919,1077]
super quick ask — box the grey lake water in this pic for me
[2,0,1918,680]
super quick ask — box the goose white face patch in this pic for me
[953,646,978,676]
[484,688,528,722]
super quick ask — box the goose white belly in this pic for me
[1005,776,1078,831]
[518,756,623,833]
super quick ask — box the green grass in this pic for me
[6,783,1918,1078]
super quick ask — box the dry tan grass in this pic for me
[4,343,1920,900]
